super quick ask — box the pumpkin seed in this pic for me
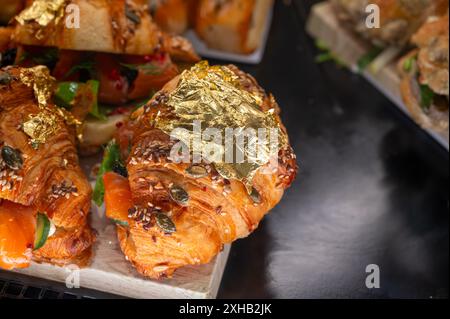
[1,146,23,170]
[250,187,261,204]
[155,213,176,234]
[125,5,141,24]
[0,72,12,85]
[186,165,208,178]
[169,185,189,206]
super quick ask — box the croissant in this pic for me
[11,0,200,151]
[194,0,274,54]
[398,14,449,132]
[13,0,196,59]
[332,0,449,46]
[102,62,297,278]
[13,0,197,99]
[0,66,95,270]
[150,0,191,35]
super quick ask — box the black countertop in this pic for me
[217,0,449,299]
[1,0,448,299]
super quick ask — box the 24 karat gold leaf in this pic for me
[16,0,67,27]
[19,66,82,145]
[23,111,61,146]
[156,61,287,191]
[19,65,56,108]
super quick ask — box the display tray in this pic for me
[306,1,449,150]
[10,156,231,299]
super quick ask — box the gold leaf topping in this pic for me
[16,0,67,27]
[19,66,82,145]
[155,61,287,191]
[19,65,56,108]
[23,111,61,146]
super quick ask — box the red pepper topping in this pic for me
[108,69,122,81]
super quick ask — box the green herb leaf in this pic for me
[315,39,329,51]
[357,47,383,72]
[314,40,344,66]
[403,54,417,73]
[86,80,106,120]
[93,140,123,206]
[54,80,105,120]
[419,84,435,113]
[315,52,334,63]
[54,82,80,109]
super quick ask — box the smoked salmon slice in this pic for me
[0,201,36,270]
[103,172,133,225]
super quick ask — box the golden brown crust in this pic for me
[332,0,449,46]
[14,0,160,55]
[33,223,95,267]
[397,14,449,133]
[0,66,95,267]
[114,65,297,278]
[398,46,449,132]
[13,0,199,62]
[194,0,274,54]
[411,14,449,97]
[151,0,190,35]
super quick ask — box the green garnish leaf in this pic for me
[419,84,435,113]
[314,40,344,66]
[357,47,383,72]
[93,140,123,206]
[403,54,417,73]
[315,39,329,51]
[85,80,106,121]
[315,52,334,63]
[54,82,80,109]
[54,80,105,120]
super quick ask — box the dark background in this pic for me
[1,0,448,299]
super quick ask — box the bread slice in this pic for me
[14,0,162,55]
[195,0,273,54]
